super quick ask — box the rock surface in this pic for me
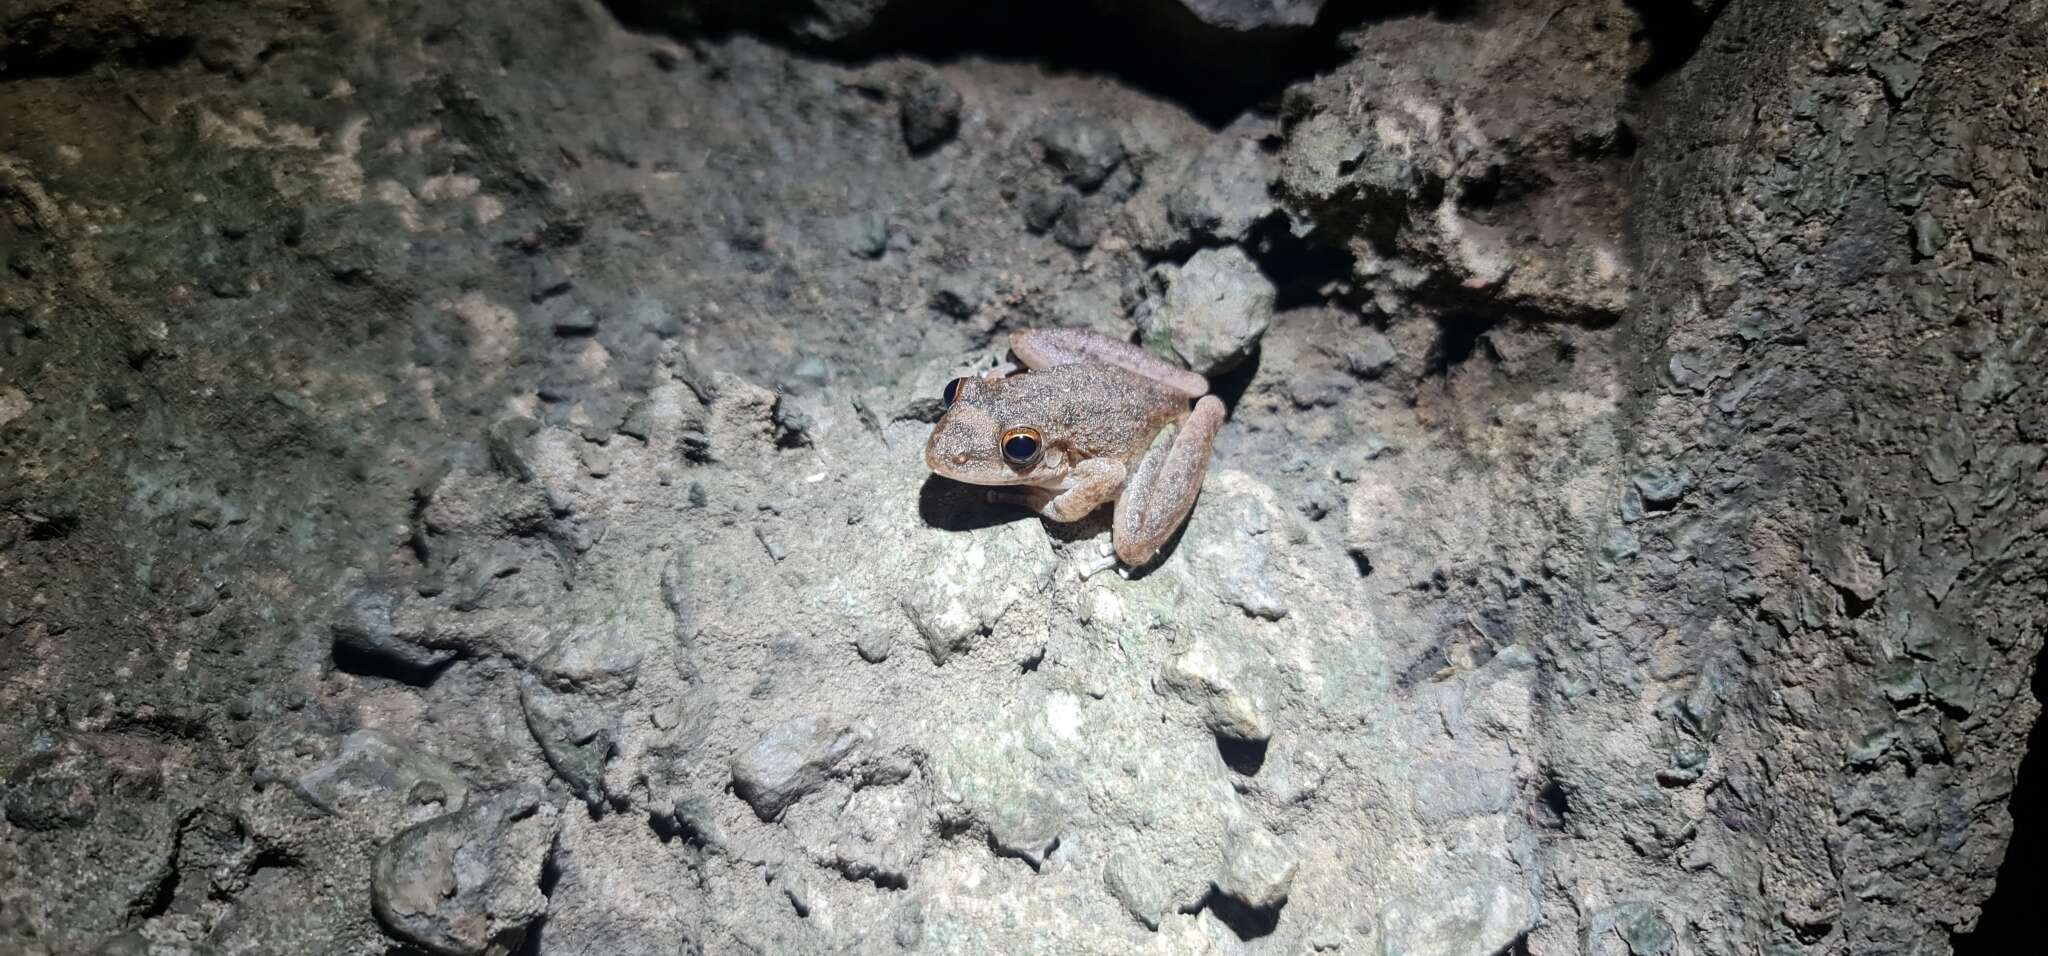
[0,1,2041,955]
[371,788,561,955]
[1134,246,1277,376]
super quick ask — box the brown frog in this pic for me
[924,328,1227,576]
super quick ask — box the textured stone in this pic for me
[1161,638,1274,743]
[731,716,867,821]
[899,67,962,155]
[1134,246,1276,376]
[371,788,560,956]
[1214,821,1297,911]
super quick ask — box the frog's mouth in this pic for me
[925,450,1041,486]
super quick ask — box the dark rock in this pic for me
[331,585,456,677]
[1051,201,1101,250]
[1165,134,1275,241]
[668,794,728,852]
[371,787,560,956]
[1037,117,1125,190]
[551,305,599,335]
[930,276,983,318]
[899,68,963,155]
[487,417,544,483]
[1021,187,1077,235]
[527,257,572,303]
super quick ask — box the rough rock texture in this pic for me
[0,0,2042,954]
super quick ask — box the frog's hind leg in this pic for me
[1112,396,1225,567]
[1009,328,1209,399]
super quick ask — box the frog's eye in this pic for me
[1001,428,1043,467]
[942,377,965,409]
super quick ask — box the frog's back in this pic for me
[995,363,1188,462]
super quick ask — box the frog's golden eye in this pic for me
[1001,428,1043,468]
[942,377,965,409]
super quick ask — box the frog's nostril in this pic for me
[952,453,968,465]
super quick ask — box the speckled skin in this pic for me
[925,328,1228,568]
[924,364,1188,485]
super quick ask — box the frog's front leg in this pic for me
[989,458,1127,523]
[1112,396,1226,567]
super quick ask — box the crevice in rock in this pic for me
[1951,648,2048,953]
[986,833,1057,873]
[1216,736,1269,776]
[1622,0,1731,86]
[509,834,565,956]
[1190,885,1282,940]
[1241,215,1358,312]
[0,35,194,82]
[1532,772,1571,830]
[330,641,458,688]
[1424,313,1500,377]
[605,0,1473,127]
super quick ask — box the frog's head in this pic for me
[924,375,1057,486]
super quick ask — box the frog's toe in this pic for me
[1076,551,1120,581]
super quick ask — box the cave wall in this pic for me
[1,0,2042,954]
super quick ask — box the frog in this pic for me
[924,327,1227,576]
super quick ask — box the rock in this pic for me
[931,703,1078,869]
[1038,116,1125,190]
[855,629,893,663]
[668,794,728,852]
[899,68,962,155]
[930,275,983,318]
[371,787,561,956]
[1176,0,1328,30]
[900,520,1056,664]
[550,305,598,335]
[485,417,544,483]
[1161,638,1274,743]
[1134,246,1276,376]
[531,623,652,698]
[1345,330,1399,379]
[331,584,456,677]
[731,716,867,821]
[1105,851,1174,930]
[1179,471,1292,619]
[1022,186,1077,235]
[1166,134,1276,241]
[836,211,889,258]
[820,781,926,888]
[1376,881,1538,956]
[1052,201,1102,250]
[292,730,472,833]
[1630,464,1692,509]
[1214,820,1297,911]
[518,673,614,804]
[1582,902,1677,956]
[527,257,571,303]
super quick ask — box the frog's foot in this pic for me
[1076,547,1121,581]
